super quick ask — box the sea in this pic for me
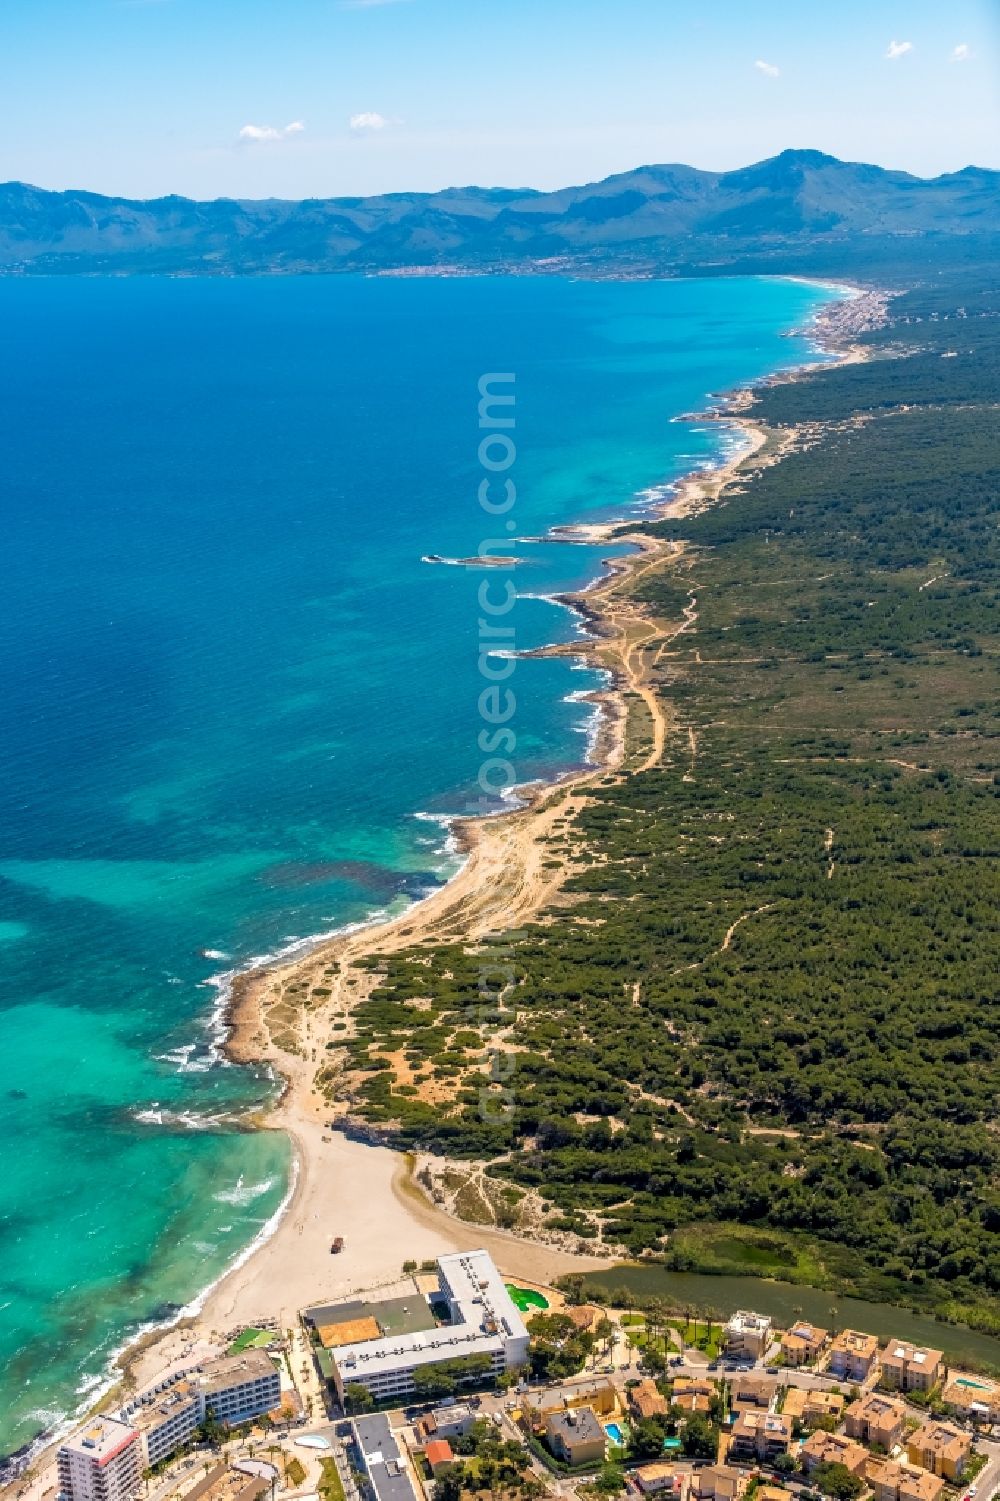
[0,271,841,1457]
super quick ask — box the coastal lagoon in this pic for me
[0,273,838,1456]
[581,1266,1000,1371]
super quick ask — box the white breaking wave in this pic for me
[212,1175,277,1206]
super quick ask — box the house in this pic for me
[673,1390,712,1416]
[545,1407,607,1467]
[634,1464,683,1496]
[725,1311,773,1361]
[728,1410,791,1462]
[800,1431,869,1477]
[867,1459,946,1501]
[845,1391,908,1449]
[731,1373,777,1411]
[424,1440,455,1478]
[881,1343,944,1394]
[629,1379,668,1420]
[525,1378,617,1424]
[689,1466,749,1501]
[416,1405,475,1443]
[781,1323,828,1368]
[941,1372,1000,1425]
[673,1377,714,1398]
[906,1421,971,1481]
[782,1387,845,1428]
[828,1329,880,1384]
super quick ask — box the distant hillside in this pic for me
[1,149,998,276]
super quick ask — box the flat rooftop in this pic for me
[306,1293,437,1340]
[60,1418,138,1463]
[129,1383,198,1432]
[198,1350,278,1396]
[352,1415,416,1501]
[332,1250,528,1381]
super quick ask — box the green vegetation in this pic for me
[411,1353,496,1400]
[319,1458,345,1501]
[811,1462,865,1501]
[526,1310,600,1381]
[436,1420,544,1501]
[227,1327,273,1354]
[284,1459,307,1489]
[318,261,1000,1337]
[342,1383,375,1414]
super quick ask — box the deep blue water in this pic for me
[0,272,838,1455]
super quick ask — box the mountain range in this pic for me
[1,149,998,277]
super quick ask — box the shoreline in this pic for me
[5,276,884,1480]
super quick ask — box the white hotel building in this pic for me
[332,1250,529,1403]
[57,1418,143,1501]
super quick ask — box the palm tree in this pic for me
[705,1307,720,1349]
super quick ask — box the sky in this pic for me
[0,0,997,200]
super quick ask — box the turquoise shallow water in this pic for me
[0,273,838,1457]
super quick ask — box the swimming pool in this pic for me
[955,1377,990,1389]
[663,1438,682,1451]
[605,1423,626,1447]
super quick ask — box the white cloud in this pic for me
[885,39,913,60]
[238,121,305,143]
[951,42,973,62]
[753,59,780,78]
[349,112,395,132]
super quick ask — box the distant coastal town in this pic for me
[19,1248,1000,1501]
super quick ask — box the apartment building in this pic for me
[906,1421,971,1481]
[800,1431,869,1478]
[728,1410,791,1463]
[782,1387,845,1429]
[57,1419,142,1501]
[724,1310,772,1361]
[828,1328,880,1383]
[845,1390,908,1449]
[867,1459,946,1501]
[781,1322,828,1367]
[881,1342,944,1394]
[545,1408,607,1467]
